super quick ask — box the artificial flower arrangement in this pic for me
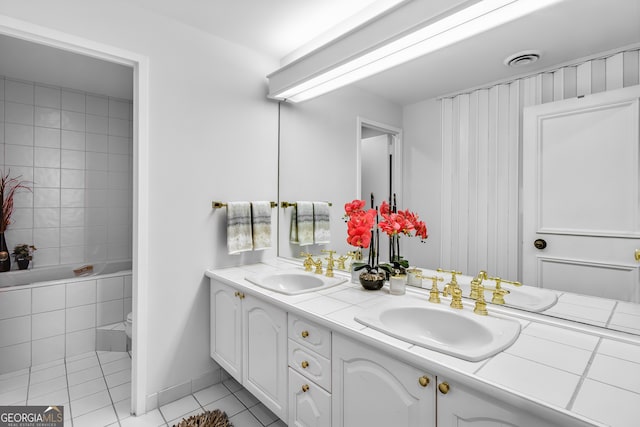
[344,195,427,287]
[0,171,32,272]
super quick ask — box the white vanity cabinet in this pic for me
[288,315,332,427]
[209,280,287,421]
[332,334,436,427]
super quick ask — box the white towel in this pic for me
[290,201,314,246]
[313,202,331,244]
[227,202,253,254]
[251,201,272,250]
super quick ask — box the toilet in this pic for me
[125,312,133,339]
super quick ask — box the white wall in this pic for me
[0,0,279,406]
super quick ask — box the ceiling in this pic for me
[1,0,638,105]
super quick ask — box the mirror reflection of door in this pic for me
[359,121,402,263]
[522,85,640,303]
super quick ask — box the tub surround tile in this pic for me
[86,95,108,116]
[5,123,34,146]
[66,328,96,357]
[5,80,34,104]
[5,101,34,125]
[35,126,61,148]
[0,316,31,347]
[61,90,85,113]
[5,144,34,167]
[32,309,65,340]
[97,276,125,302]
[32,284,66,313]
[35,85,61,108]
[66,304,96,332]
[35,106,61,128]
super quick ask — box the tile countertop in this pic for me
[205,259,640,427]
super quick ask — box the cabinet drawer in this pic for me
[288,339,331,391]
[288,368,331,427]
[288,315,331,358]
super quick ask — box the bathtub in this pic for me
[0,260,132,288]
[0,260,133,374]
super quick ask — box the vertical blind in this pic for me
[440,49,640,279]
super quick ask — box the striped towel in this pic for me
[313,202,331,244]
[251,201,272,250]
[227,202,253,254]
[290,201,314,246]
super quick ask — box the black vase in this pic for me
[17,258,29,270]
[359,271,385,291]
[0,233,10,272]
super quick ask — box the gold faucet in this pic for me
[424,276,444,304]
[313,259,323,275]
[336,254,349,271]
[322,250,335,277]
[473,284,489,315]
[469,270,488,299]
[486,277,522,305]
[437,269,462,298]
[300,252,314,272]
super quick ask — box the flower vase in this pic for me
[359,270,385,291]
[17,258,29,270]
[0,233,10,272]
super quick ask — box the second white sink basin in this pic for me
[246,269,347,295]
[355,299,520,361]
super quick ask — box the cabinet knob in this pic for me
[418,375,430,387]
[302,384,310,393]
[301,330,309,338]
[438,382,450,394]
[301,361,309,369]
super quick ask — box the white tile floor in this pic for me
[0,351,287,427]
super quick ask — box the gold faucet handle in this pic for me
[300,252,314,271]
[424,276,444,304]
[483,286,510,305]
[450,288,463,310]
[336,255,349,270]
[473,284,488,315]
[488,277,522,289]
[313,259,323,274]
[321,249,336,259]
[437,268,462,285]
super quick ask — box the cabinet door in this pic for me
[289,368,331,427]
[210,280,242,382]
[436,379,584,427]
[332,334,435,427]
[243,294,288,421]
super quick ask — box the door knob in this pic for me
[438,382,450,394]
[533,239,547,250]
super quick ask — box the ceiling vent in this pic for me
[504,50,541,67]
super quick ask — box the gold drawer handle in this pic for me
[301,330,309,338]
[301,361,309,369]
[438,382,450,394]
[418,375,430,387]
[234,291,245,299]
[302,384,310,392]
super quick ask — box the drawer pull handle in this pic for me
[234,291,245,299]
[302,384,310,392]
[438,382,450,394]
[418,375,430,387]
[301,330,309,338]
[301,361,309,369]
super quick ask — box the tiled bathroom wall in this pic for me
[0,77,133,267]
[0,272,132,374]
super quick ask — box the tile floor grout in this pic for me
[0,351,286,427]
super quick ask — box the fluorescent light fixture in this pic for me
[272,0,561,102]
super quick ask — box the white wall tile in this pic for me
[12,191,33,209]
[5,145,34,167]
[124,298,132,316]
[11,208,33,229]
[86,133,108,153]
[86,152,108,170]
[33,247,59,267]
[86,226,107,244]
[0,343,31,375]
[85,208,107,226]
[60,208,84,227]
[108,172,129,190]
[108,154,130,172]
[66,304,96,332]
[31,335,65,366]
[66,328,95,357]
[85,244,107,262]
[124,275,132,298]
[34,168,60,188]
[86,95,108,116]
[33,188,60,208]
[0,78,4,100]
[61,90,85,113]
[97,277,124,302]
[60,246,84,265]
[34,127,60,148]
[61,189,84,208]
[66,280,96,307]
[34,227,60,249]
[86,114,108,134]
[5,229,33,250]
[97,300,123,326]
[5,123,34,146]
[108,99,130,120]
[108,118,129,137]
[5,102,34,125]
[61,130,85,151]
[35,86,61,108]
[86,171,107,189]
[32,284,65,313]
[61,110,85,131]
[60,227,84,247]
[108,136,129,155]
[0,289,31,320]
[61,169,85,189]
[5,80,33,104]
[32,309,65,340]
[86,190,106,208]
[34,208,60,228]
[61,149,85,169]
[34,107,61,129]
[34,147,60,168]
[0,316,31,347]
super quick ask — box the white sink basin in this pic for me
[355,300,520,361]
[246,269,347,295]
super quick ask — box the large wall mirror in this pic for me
[275,0,640,336]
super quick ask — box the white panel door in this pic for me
[522,85,640,302]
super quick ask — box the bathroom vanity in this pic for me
[207,259,639,426]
